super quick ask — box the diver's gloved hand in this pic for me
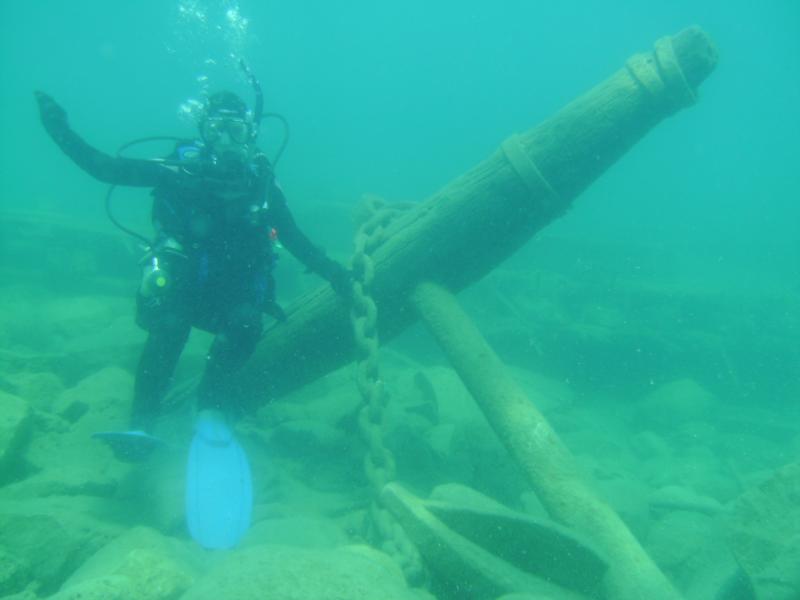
[324,261,354,299]
[34,91,68,133]
[263,299,288,322]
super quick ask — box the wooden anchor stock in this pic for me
[237,26,717,403]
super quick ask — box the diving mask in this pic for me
[200,114,252,145]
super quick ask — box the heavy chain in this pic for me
[349,197,424,584]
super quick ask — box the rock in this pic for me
[0,390,32,481]
[22,367,134,476]
[43,296,120,343]
[30,408,71,434]
[630,430,672,460]
[566,420,637,479]
[0,290,52,353]
[753,536,800,600]
[180,545,420,600]
[716,406,800,442]
[717,431,784,472]
[0,466,118,499]
[646,510,720,574]
[242,516,348,549]
[496,595,560,600]
[685,548,756,600]
[419,423,475,488]
[640,453,676,489]
[23,429,117,485]
[424,423,457,459]
[385,420,440,490]
[637,378,715,430]
[258,367,362,428]
[0,586,39,600]
[673,420,717,446]
[449,420,529,505]
[694,471,740,505]
[651,443,738,503]
[0,546,30,597]
[413,366,483,425]
[1,370,64,412]
[52,366,132,427]
[649,485,724,516]
[593,477,651,540]
[398,370,439,424]
[59,314,143,370]
[270,471,367,518]
[47,576,129,600]
[726,461,800,600]
[110,447,187,534]
[53,526,201,600]
[0,349,88,392]
[0,496,121,595]
[270,419,350,456]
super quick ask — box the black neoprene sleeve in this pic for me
[41,114,168,187]
[265,179,339,279]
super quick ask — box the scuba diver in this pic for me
[34,82,352,462]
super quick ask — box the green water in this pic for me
[1,1,798,599]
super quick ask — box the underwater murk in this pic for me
[0,1,798,599]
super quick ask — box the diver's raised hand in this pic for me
[34,91,68,133]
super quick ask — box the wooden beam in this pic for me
[235,26,718,404]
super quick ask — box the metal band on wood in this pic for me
[627,36,696,112]
[626,53,666,98]
[654,36,697,107]
[501,134,558,212]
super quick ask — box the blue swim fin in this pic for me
[185,410,253,549]
[92,430,164,462]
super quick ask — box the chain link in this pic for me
[349,197,424,584]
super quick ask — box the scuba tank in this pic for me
[140,255,169,297]
[138,239,186,298]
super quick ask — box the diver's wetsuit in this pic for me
[41,113,344,431]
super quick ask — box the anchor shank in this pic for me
[410,280,682,600]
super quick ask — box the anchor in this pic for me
[234,26,719,600]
